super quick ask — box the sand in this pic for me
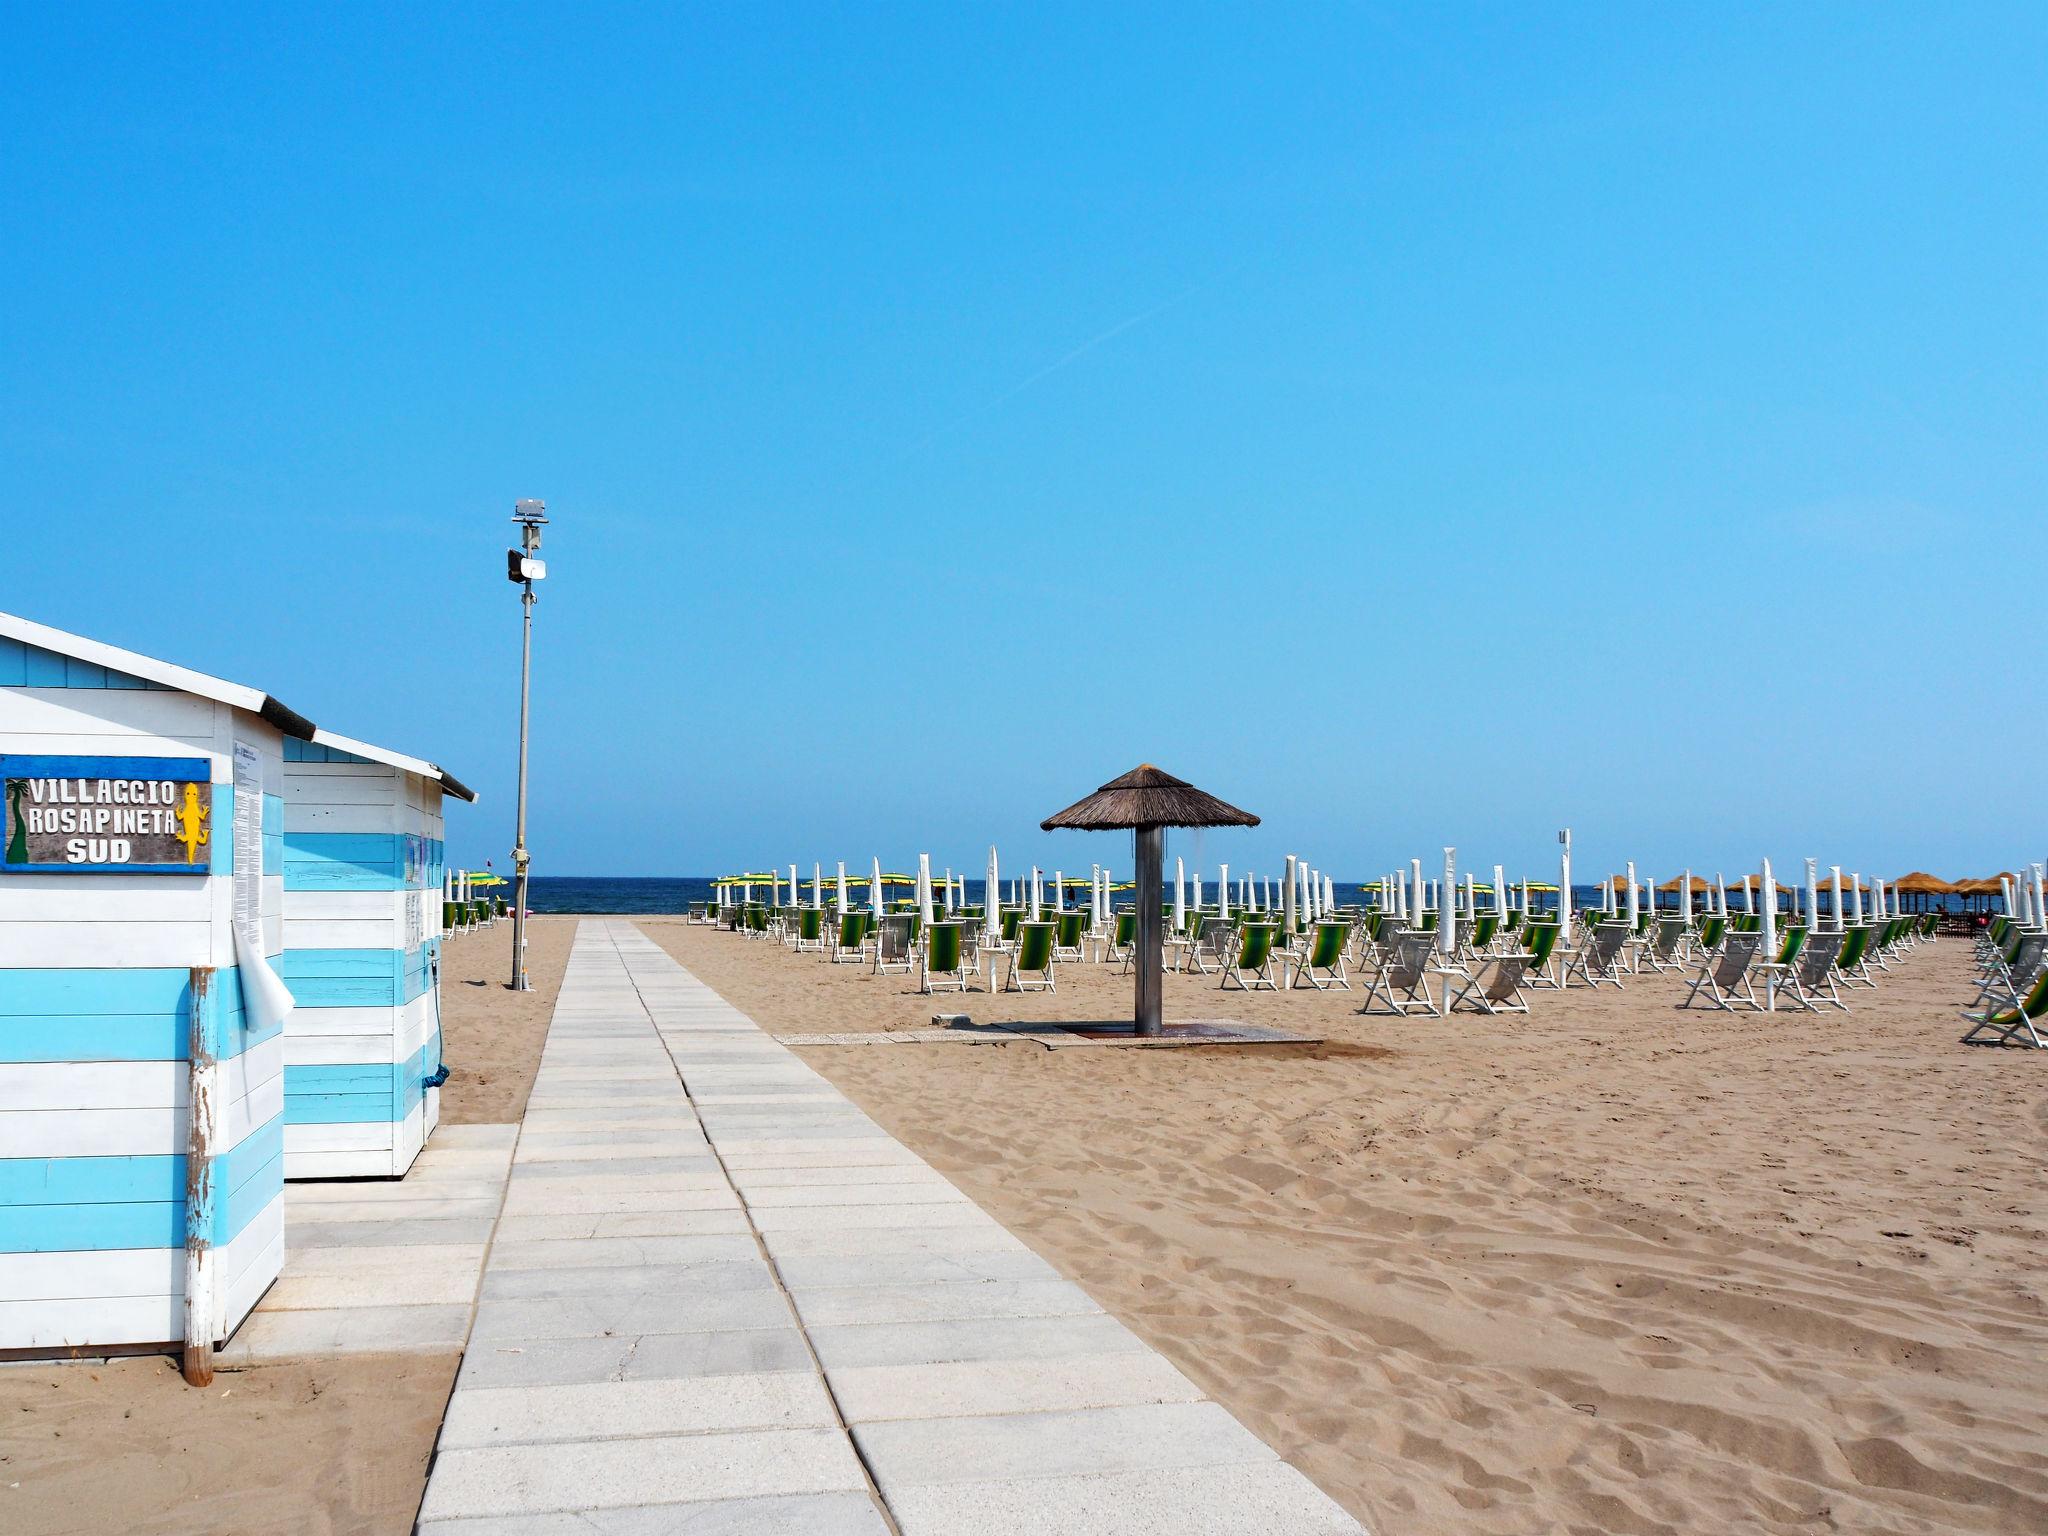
[645,918,2048,1535]
[0,918,572,1536]
[0,1353,459,1536]
[436,913,576,1124]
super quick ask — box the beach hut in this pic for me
[0,612,304,1377]
[278,729,474,1179]
[1041,764,1257,1035]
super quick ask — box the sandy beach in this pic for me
[6,914,2040,1534]
[0,920,573,1536]
[645,917,2048,1535]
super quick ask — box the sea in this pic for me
[521,876,1893,916]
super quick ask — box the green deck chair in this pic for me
[1003,921,1057,991]
[1520,921,1564,987]
[795,907,825,951]
[920,921,972,994]
[1962,963,2048,1048]
[1054,909,1087,962]
[1108,911,1138,966]
[1222,922,1281,990]
[1290,919,1350,989]
[828,911,868,963]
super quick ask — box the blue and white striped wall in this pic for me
[279,738,445,1179]
[0,635,284,1352]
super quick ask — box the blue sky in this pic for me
[6,4,2043,885]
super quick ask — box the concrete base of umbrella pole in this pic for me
[1134,826,1164,1036]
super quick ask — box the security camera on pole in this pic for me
[507,500,548,992]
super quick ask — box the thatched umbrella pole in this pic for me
[1041,764,1259,1038]
[1133,826,1164,1034]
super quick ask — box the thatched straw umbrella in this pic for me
[1891,871,1953,915]
[1041,764,1258,1035]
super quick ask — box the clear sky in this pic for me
[7,4,2043,886]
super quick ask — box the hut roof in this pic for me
[1040,764,1259,832]
[0,609,476,802]
[1658,875,1711,892]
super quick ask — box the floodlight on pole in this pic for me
[508,499,548,992]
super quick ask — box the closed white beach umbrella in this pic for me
[1282,854,1297,938]
[1219,863,1231,920]
[837,861,849,910]
[1439,848,1457,957]
[1053,870,1063,913]
[1849,873,1864,924]
[1411,858,1426,926]
[1680,868,1693,924]
[1713,872,1726,918]
[1743,875,1755,914]
[1031,867,1042,919]
[1494,865,1509,922]
[918,853,933,926]
[1558,830,1572,935]
[1626,862,1639,929]
[1190,867,1203,911]
[1325,874,1336,913]
[870,858,884,918]
[985,847,1002,947]
[1761,858,1778,961]
[1174,856,1186,933]
[2033,864,2046,929]
[788,864,798,910]
[1805,859,1819,932]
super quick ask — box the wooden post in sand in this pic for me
[1134,827,1164,1037]
[182,966,220,1387]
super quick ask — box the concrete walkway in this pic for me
[417,920,1365,1534]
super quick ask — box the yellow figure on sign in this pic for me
[176,783,210,865]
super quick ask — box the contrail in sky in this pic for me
[898,276,1217,459]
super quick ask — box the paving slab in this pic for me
[417,1490,892,1535]
[458,1327,817,1390]
[438,1370,836,1448]
[829,1352,1206,1422]
[419,1428,869,1522]
[805,1312,1156,1370]
[487,1233,761,1271]
[479,1259,774,1302]
[218,1302,474,1362]
[854,1401,1278,1487]
[885,1462,1366,1536]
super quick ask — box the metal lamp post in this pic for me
[508,499,548,991]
